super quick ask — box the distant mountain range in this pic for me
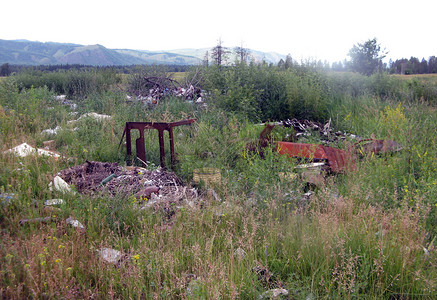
[0,39,285,66]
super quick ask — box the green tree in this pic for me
[234,44,251,63]
[0,63,10,77]
[284,54,293,69]
[211,38,229,66]
[428,56,437,73]
[348,38,386,76]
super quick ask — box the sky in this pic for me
[2,0,436,63]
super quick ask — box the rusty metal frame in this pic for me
[123,119,196,169]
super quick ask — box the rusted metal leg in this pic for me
[169,128,175,168]
[158,129,166,169]
[136,129,146,165]
[126,126,132,165]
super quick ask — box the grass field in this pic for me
[0,67,436,298]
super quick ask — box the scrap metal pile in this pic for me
[252,119,403,181]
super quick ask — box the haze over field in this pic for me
[2,0,436,63]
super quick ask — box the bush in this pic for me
[11,68,120,99]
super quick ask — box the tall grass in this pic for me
[0,66,436,298]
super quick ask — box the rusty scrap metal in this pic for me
[275,142,355,173]
[253,121,402,173]
[122,119,196,169]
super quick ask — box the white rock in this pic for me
[66,217,85,229]
[234,247,247,259]
[423,247,430,256]
[3,143,60,159]
[41,126,62,136]
[77,112,112,121]
[97,248,121,264]
[54,95,66,101]
[49,176,74,194]
[45,198,65,205]
[261,288,289,299]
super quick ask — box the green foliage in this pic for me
[10,68,120,99]
[286,70,329,121]
[348,38,386,76]
[203,63,332,122]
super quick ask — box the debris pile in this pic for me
[252,119,403,174]
[252,260,285,290]
[55,161,121,194]
[281,118,403,155]
[53,161,203,215]
[281,118,359,143]
[129,75,204,106]
[54,95,77,110]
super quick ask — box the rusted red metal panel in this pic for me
[275,142,354,173]
[276,142,328,160]
[321,145,355,173]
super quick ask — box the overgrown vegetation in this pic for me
[1,64,436,298]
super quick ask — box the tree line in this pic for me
[0,63,191,76]
[388,56,437,74]
[2,38,436,77]
[329,38,436,75]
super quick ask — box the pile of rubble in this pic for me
[53,161,202,213]
[128,76,205,106]
[53,95,77,110]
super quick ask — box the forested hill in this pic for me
[0,39,285,66]
[0,39,202,66]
